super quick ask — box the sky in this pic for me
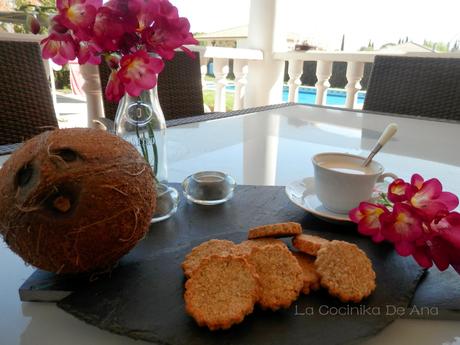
[173,0,460,51]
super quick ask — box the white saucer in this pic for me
[285,177,389,223]
[285,177,352,223]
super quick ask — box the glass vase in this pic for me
[114,86,178,223]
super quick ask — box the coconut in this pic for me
[0,128,156,274]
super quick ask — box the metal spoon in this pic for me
[362,123,398,167]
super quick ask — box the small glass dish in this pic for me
[182,171,236,205]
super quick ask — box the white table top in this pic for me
[1,104,459,345]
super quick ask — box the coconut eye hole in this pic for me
[45,183,79,214]
[16,163,34,187]
[55,148,79,162]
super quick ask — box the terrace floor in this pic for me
[55,92,88,128]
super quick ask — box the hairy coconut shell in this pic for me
[0,128,156,274]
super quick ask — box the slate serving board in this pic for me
[20,185,460,345]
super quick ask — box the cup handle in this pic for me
[377,172,398,183]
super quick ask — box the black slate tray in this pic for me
[19,184,460,345]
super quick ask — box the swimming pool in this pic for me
[207,83,366,106]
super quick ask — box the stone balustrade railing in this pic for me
[187,45,263,112]
[274,51,460,109]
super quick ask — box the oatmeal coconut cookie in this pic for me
[184,255,260,330]
[248,222,302,239]
[182,239,236,278]
[247,244,303,310]
[315,240,376,303]
[292,234,330,256]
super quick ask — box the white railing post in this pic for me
[315,60,333,105]
[199,56,208,89]
[233,59,249,110]
[287,59,303,102]
[345,61,365,109]
[80,63,104,127]
[213,58,229,112]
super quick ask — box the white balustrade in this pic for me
[187,45,263,112]
[275,51,460,110]
[213,58,229,112]
[287,60,303,102]
[344,61,365,109]
[233,59,249,111]
[315,60,333,105]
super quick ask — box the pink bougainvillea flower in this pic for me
[77,41,101,64]
[105,69,125,102]
[118,50,164,97]
[142,16,199,60]
[41,32,78,65]
[349,202,389,243]
[26,14,41,34]
[410,178,459,220]
[387,178,416,203]
[380,203,423,256]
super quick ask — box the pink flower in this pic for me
[118,50,164,97]
[350,173,460,275]
[56,0,102,39]
[92,6,137,51]
[77,41,101,64]
[41,32,78,65]
[411,173,424,190]
[142,16,198,60]
[413,236,458,271]
[349,202,389,242]
[380,203,423,256]
[49,15,69,34]
[410,177,459,220]
[387,178,416,203]
[431,212,460,248]
[105,70,125,102]
[26,14,41,34]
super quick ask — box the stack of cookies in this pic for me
[182,222,376,330]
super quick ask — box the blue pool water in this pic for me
[216,84,365,106]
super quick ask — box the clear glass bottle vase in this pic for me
[114,86,178,223]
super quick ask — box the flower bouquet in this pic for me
[40,0,198,101]
[350,174,460,274]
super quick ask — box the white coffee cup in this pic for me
[312,153,397,214]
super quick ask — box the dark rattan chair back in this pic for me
[0,41,58,145]
[99,51,205,121]
[363,55,460,121]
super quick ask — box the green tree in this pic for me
[422,39,450,52]
[14,0,55,33]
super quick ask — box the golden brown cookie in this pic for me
[182,239,236,278]
[233,238,286,256]
[184,255,259,330]
[247,244,303,310]
[292,234,330,256]
[315,240,376,303]
[247,222,302,239]
[291,251,321,294]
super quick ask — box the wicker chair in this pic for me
[0,40,58,145]
[363,55,460,121]
[99,51,205,121]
